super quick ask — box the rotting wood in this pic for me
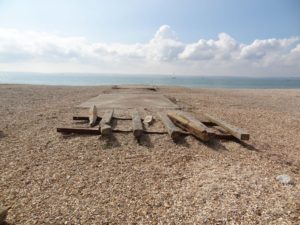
[100,109,114,135]
[109,129,169,135]
[73,116,92,121]
[131,111,143,138]
[158,112,183,140]
[57,124,231,138]
[89,105,98,127]
[57,127,100,135]
[206,127,233,139]
[167,111,210,142]
[0,206,9,223]
[73,116,133,121]
[204,114,250,140]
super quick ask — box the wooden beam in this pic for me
[57,127,100,135]
[73,116,133,121]
[89,105,98,127]
[131,111,143,138]
[73,116,91,121]
[158,112,183,140]
[167,111,210,142]
[204,114,250,140]
[100,109,114,135]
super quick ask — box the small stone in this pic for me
[276,174,294,185]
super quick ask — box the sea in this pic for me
[0,72,300,89]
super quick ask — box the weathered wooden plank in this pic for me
[158,112,183,140]
[100,109,114,135]
[204,114,250,140]
[73,116,91,121]
[73,116,134,121]
[112,129,168,135]
[0,206,8,223]
[57,127,100,135]
[167,111,210,141]
[89,105,98,127]
[206,127,233,139]
[100,124,112,135]
[131,111,143,137]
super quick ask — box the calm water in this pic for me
[0,72,300,89]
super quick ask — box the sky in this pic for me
[0,0,299,76]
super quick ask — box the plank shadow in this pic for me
[174,134,190,148]
[234,139,260,151]
[137,134,154,148]
[204,139,228,151]
[0,130,5,139]
[99,134,121,149]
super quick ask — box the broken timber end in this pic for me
[131,111,143,138]
[99,109,114,136]
[89,105,98,127]
[167,111,210,142]
[158,112,183,141]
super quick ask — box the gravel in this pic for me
[0,84,299,224]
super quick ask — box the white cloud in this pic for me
[146,25,184,61]
[0,26,299,75]
[179,33,238,60]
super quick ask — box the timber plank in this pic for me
[100,109,114,135]
[131,111,143,137]
[204,114,250,140]
[57,127,100,135]
[73,116,133,121]
[167,111,210,142]
[158,112,183,140]
[89,105,98,127]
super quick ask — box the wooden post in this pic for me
[158,112,183,141]
[167,111,210,142]
[131,111,143,138]
[89,105,98,127]
[204,114,250,140]
[100,109,114,135]
[0,206,8,223]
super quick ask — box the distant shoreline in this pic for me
[1,84,300,91]
[1,73,300,88]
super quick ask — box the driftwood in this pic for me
[73,116,133,121]
[89,105,98,127]
[100,110,114,135]
[57,127,100,135]
[131,111,143,138]
[57,127,168,135]
[204,114,250,140]
[58,107,250,143]
[158,112,183,140]
[167,111,210,142]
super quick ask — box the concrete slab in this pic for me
[78,93,179,109]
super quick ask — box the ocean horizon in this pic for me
[0,72,300,89]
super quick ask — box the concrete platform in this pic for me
[78,93,179,109]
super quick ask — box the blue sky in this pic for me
[0,0,299,75]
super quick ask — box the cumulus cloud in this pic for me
[0,26,299,75]
[179,33,238,60]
